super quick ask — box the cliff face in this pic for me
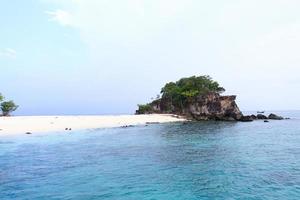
[186,93,243,121]
[141,92,243,121]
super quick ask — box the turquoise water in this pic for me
[1,112,300,199]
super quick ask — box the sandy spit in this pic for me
[0,114,186,136]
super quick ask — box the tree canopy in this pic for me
[161,76,224,97]
[136,104,152,114]
[0,93,18,116]
[160,75,225,110]
[1,101,18,116]
[136,75,225,114]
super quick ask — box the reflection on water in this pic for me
[0,112,300,199]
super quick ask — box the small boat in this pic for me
[257,111,265,114]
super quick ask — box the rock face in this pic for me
[145,92,243,121]
[257,114,268,119]
[136,93,287,122]
[240,115,255,122]
[186,93,243,121]
[268,113,284,120]
[250,115,257,120]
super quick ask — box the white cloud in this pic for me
[44,0,300,110]
[0,48,17,59]
[46,9,73,26]
[45,0,193,36]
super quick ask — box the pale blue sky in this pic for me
[1,0,300,115]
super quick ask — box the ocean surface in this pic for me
[1,111,300,200]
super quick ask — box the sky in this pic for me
[1,0,300,115]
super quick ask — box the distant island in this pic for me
[136,75,284,122]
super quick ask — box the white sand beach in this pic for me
[0,114,186,135]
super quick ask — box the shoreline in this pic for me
[0,114,186,136]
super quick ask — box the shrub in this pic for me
[1,100,18,116]
[136,104,153,114]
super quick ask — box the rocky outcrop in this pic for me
[186,93,243,121]
[239,115,254,122]
[136,93,286,122]
[253,113,284,120]
[257,114,268,119]
[268,113,284,120]
[141,92,244,121]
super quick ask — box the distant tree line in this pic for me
[0,93,18,116]
[137,75,225,114]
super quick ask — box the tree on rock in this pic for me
[1,100,18,116]
[136,75,226,114]
[160,75,225,109]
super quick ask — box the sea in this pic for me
[0,111,300,200]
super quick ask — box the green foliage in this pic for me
[160,75,225,109]
[1,100,18,116]
[0,93,3,102]
[136,104,153,114]
[137,75,225,114]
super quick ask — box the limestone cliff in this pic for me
[135,75,253,121]
[185,93,243,121]
[137,92,243,121]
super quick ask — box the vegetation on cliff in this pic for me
[0,93,18,116]
[137,75,226,115]
[159,76,225,111]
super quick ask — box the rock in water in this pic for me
[239,115,254,122]
[143,92,243,121]
[188,93,243,121]
[257,114,268,119]
[268,113,284,120]
[135,76,250,121]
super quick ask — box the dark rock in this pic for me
[257,114,268,119]
[146,122,160,124]
[121,125,134,128]
[68,128,72,130]
[25,132,32,134]
[239,115,254,122]
[137,92,243,121]
[250,114,257,120]
[223,117,236,121]
[268,113,284,120]
[264,120,269,122]
[65,128,68,130]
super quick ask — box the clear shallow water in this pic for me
[1,112,300,200]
